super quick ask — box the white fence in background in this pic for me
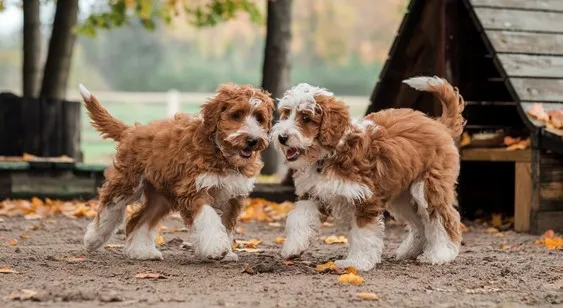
[66,90,371,117]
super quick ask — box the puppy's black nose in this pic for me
[278,134,288,145]
[246,136,258,148]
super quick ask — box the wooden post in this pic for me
[514,162,532,232]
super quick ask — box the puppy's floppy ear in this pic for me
[317,96,350,149]
[200,84,233,134]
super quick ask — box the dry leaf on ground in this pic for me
[234,248,261,253]
[104,243,124,248]
[6,289,38,301]
[490,214,502,228]
[338,271,365,285]
[134,272,166,279]
[19,234,29,239]
[5,239,17,246]
[155,234,165,246]
[234,239,263,249]
[239,198,295,222]
[275,237,285,244]
[324,235,348,244]
[65,256,87,263]
[357,292,378,301]
[533,229,563,250]
[315,261,345,274]
[0,267,17,274]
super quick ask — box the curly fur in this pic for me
[81,84,274,261]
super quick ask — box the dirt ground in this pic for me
[0,215,561,308]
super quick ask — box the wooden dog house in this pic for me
[368,0,563,233]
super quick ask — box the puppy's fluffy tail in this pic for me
[402,76,466,138]
[79,84,128,142]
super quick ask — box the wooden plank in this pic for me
[532,210,563,233]
[460,148,532,162]
[474,8,563,33]
[471,0,563,12]
[539,182,563,202]
[11,172,96,197]
[487,31,563,55]
[498,54,563,78]
[514,162,532,232]
[510,79,563,102]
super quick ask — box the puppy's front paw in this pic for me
[124,244,164,261]
[222,251,239,262]
[334,259,375,272]
[195,228,231,261]
[280,238,308,259]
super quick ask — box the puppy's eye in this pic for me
[231,111,243,120]
[255,114,265,125]
[302,115,311,123]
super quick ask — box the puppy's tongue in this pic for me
[286,148,299,160]
[240,149,253,158]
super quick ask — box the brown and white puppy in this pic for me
[80,84,274,261]
[272,77,465,271]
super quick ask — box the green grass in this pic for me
[81,102,367,164]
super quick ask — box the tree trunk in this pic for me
[22,0,41,98]
[261,0,293,175]
[40,0,78,100]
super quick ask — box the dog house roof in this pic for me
[368,0,563,154]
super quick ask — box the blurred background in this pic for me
[0,0,407,165]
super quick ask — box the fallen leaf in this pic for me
[268,222,282,227]
[485,227,499,234]
[234,248,261,253]
[234,239,263,249]
[275,237,285,244]
[338,272,365,285]
[155,233,164,246]
[65,256,87,263]
[19,234,29,239]
[7,289,38,300]
[460,132,471,147]
[357,292,378,301]
[235,226,245,234]
[544,237,563,250]
[493,232,505,237]
[324,235,348,244]
[282,260,294,265]
[499,244,512,250]
[24,213,42,220]
[104,244,124,248]
[134,272,166,279]
[315,261,344,273]
[6,239,17,246]
[491,214,502,228]
[0,267,17,274]
[544,230,555,239]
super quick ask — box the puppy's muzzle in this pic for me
[246,136,259,149]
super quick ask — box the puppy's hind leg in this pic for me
[84,171,144,251]
[388,191,425,260]
[411,180,461,265]
[124,182,170,260]
[334,200,384,271]
[281,200,321,259]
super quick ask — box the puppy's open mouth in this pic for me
[285,147,302,162]
[240,148,253,159]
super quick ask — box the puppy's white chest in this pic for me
[195,172,256,204]
[294,167,373,204]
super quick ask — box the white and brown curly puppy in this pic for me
[272,76,465,271]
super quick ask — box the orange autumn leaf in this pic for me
[357,292,378,301]
[234,239,263,249]
[6,239,17,246]
[155,233,165,246]
[135,272,166,279]
[315,261,338,272]
[544,238,563,250]
[0,267,17,274]
[19,234,29,239]
[234,248,260,253]
[65,256,87,263]
[324,235,348,244]
[275,237,285,244]
[338,272,365,285]
[490,214,502,228]
[544,230,555,239]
